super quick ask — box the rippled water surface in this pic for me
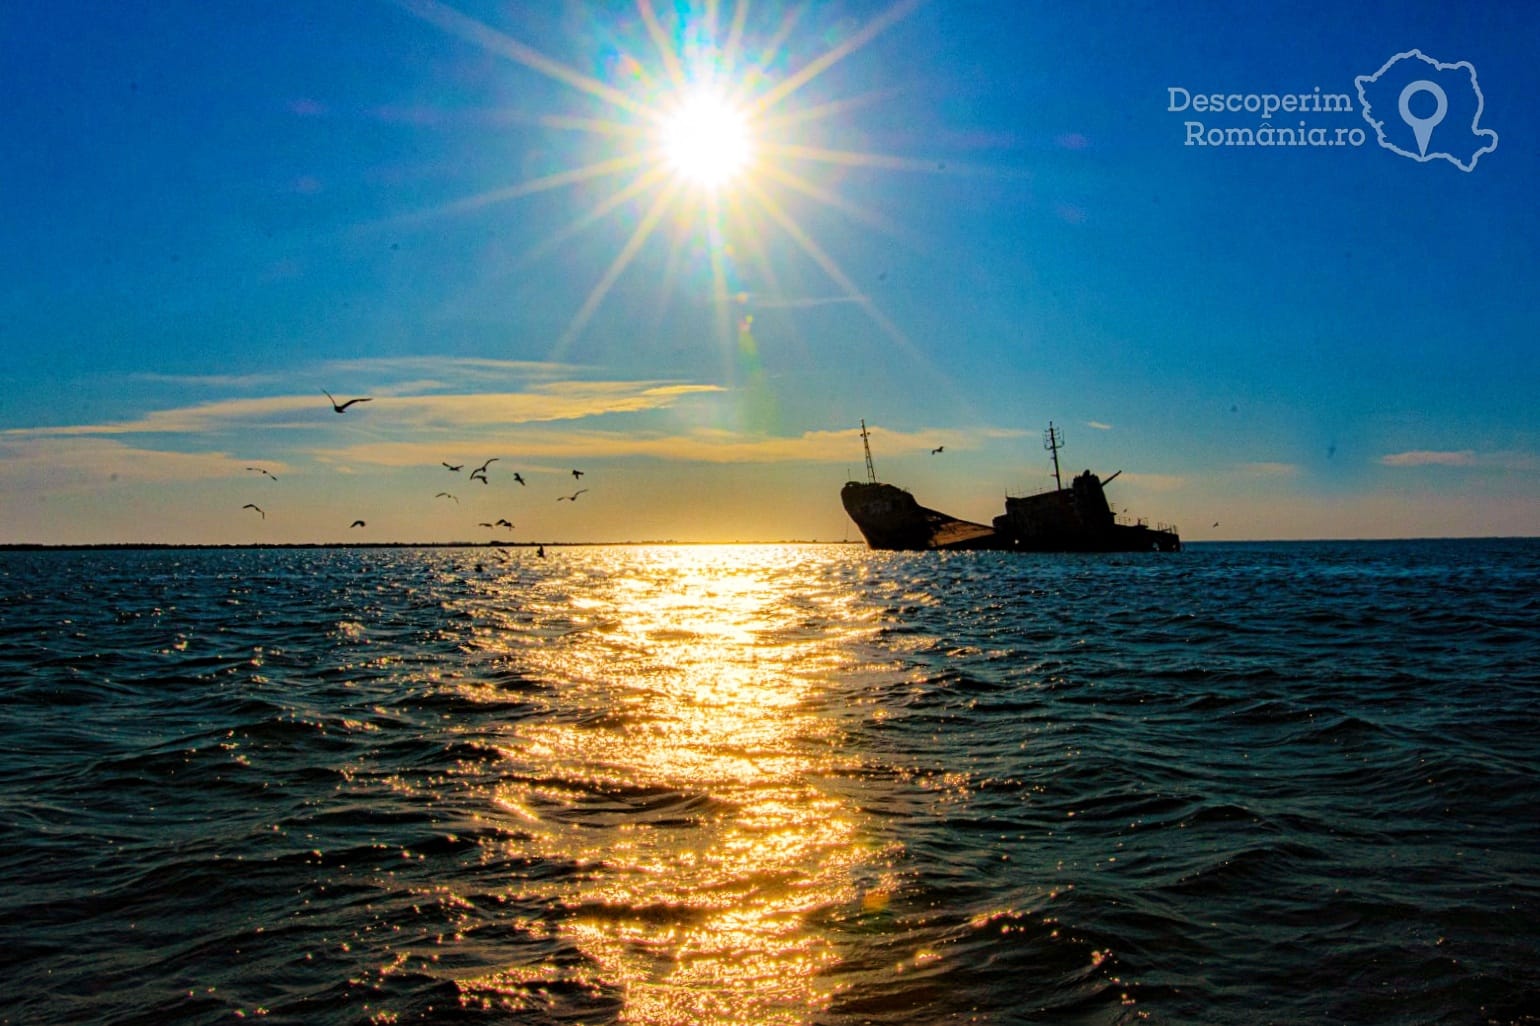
[2,540,1538,1025]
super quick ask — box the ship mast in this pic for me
[1044,422,1065,491]
[860,419,877,484]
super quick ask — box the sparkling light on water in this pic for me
[449,546,881,1022]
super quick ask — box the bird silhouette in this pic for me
[242,503,265,519]
[557,489,588,502]
[322,389,372,413]
[512,472,526,486]
[435,492,458,504]
[442,462,463,472]
[930,446,944,455]
[469,470,488,485]
[473,458,499,475]
[495,518,513,528]
[477,522,493,528]
[246,466,277,480]
[571,469,584,479]
[350,520,366,528]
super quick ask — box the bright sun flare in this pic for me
[402,0,930,355]
[661,91,752,189]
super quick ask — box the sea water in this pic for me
[2,540,1537,1025]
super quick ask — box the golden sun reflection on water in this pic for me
[464,546,885,1023]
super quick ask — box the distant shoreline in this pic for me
[0,540,865,552]
[1,537,1533,552]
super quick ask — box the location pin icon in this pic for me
[1398,79,1448,157]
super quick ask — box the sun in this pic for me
[660,90,752,189]
[396,0,933,356]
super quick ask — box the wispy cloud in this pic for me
[1386,446,1540,471]
[1379,449,1537,471]
[312,426,908,468]
[748,293,868,310]
[1123,472,1186,491]
[1379,449,1477,467]
[128,371,289,389]
[321,356,578,384]
[2,395,321,437]
[1241,461,1300,477]
[128,357,579,392]
[1086,421,1113,431]
[376,383,725,428]
[3,381,726,439]
[0,436,255,487]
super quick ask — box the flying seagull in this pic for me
[442,462,463,472]
[495,518,513,529]
[246,466,277,480]
[242,503,265,519]
[477,522,493,528]
[571,469,585,479]
[557,489,589,502]
[323,389,372,413]
[350,520,366,528]
[473,458,499,475]
[512,472,526,486]
[930,446,945,455]
[435,492,459,504]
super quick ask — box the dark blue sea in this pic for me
[2,540,1537,1025]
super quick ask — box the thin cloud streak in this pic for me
[748,293,868,310]
[1379,449,1537,471]
[1241,461,1300,477]
[0,437,258,488]
[2,395,322,437]
[1380,449,1476,467]
[310,425,966,468]
[3,382,726,439]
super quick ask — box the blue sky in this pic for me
[3,1,1536,543]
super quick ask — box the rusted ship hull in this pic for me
[840,482,1006,551]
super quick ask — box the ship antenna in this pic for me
[860,419,877,484]
[1044,421,1065,491]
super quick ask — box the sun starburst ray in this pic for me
[395,0,657,119]
[554,180,684,357]
[741,178,916,356]
[396,152,652,225]
[517,166,674,269]
[721,0,751,81]
[723,192,790,310]
[649,208,695,338]
[744,0,925,119]
[733,4,808,108]
[756,162,913,245]
[705,194,737,356]
[761,141,950,173]
[535,113,653,139]
[758,88,900,135]
[638,0,692,95]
